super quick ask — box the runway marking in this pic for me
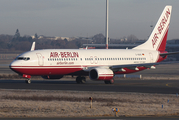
[166,83,173,87]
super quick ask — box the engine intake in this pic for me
[89,68,114,80]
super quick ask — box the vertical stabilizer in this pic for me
[133,6,172,52]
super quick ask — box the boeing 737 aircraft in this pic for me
[9,6,178,84]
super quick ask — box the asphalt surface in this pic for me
[1,116,179,120]
[0,79,179,94]
[1,79,179,119]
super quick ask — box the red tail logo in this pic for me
[152,8,171,50]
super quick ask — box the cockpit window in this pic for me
[16,57,30,61]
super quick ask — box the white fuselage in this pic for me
[10,49,160,76]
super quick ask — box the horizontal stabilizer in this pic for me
[160,51,179,56]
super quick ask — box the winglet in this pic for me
[30,42,35,51]
[133,6,172,52]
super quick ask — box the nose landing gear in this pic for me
[25,79,31,84]
[23,74,31,84]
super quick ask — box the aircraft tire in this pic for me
[104,79,114,84]
[26,79,31,84]
[80,77,86,84]
[76,76,81,84]
[109,79,114,84]
[76,76,86,84]
[104,81,108,84]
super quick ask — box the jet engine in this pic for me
[41,75,64,79]
[89,68,114,80]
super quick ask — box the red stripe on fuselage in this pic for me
[10,66,83,76]
[11,66,148,76]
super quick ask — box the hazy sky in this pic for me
[0,0,179,40]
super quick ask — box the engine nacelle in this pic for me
[89,68,114,80]
[41,75,64,79]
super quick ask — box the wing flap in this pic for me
[110,61,179,71]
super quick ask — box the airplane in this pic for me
[9,5,178,84]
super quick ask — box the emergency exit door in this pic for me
[36,53,44,66]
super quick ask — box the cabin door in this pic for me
[36,53,44,66]
[149,53,153,63]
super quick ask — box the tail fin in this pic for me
[133,6,172,52]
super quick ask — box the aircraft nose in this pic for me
[9,61,16,71]
[9,61,21,73]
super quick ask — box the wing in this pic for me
[83,61,179,72]
[110,61,179,72]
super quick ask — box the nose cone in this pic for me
[9,61,16,72]
[9,60,22,74]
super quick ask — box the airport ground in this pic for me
[0,55,179,119]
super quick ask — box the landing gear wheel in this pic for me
[81,77,86,84]
[104,81,109,84]
[104,79,114,84]
[76,76,86,84]
[109,79,114,84]
[26,79,31,84]
[76,77,81,84]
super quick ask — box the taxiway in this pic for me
[0,79,179,94]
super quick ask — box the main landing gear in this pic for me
[76,76,86,84]
[104,79,114,84]
[76,76,114,84]
[25,79,31,84]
